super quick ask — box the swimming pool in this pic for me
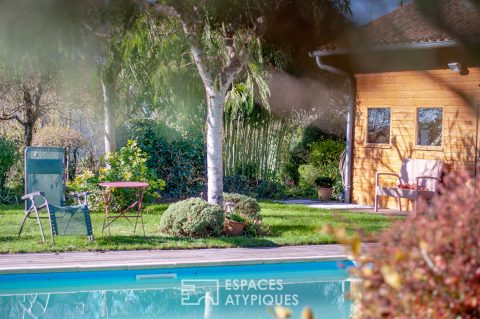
[0,260,354,319]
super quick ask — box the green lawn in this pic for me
[0,202,401,253]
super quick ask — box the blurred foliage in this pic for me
[351,173,480,319]
[270,305,315,319]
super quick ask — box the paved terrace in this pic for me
[0,245,354,274]
[280,200,409,216]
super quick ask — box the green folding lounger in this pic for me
[18,147,94,243]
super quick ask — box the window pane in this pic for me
[417,108,442,146]
[367,108,390,144]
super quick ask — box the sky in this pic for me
[348,0,411,25]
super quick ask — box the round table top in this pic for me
[99,181,149,188]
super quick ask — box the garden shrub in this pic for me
[223,193,262,225]
[283,185,317,199]
[120,119,206,199]
[298,164,320,188]
[255,180,286,199]
[224,176,285,199]
[280,161,300,185]
[315,176,334,188]
[68,169,102,209]
[309,138,345,169]
[224,193,263,236]
[0,137,17,191]
[223,175,256,197]
[159,198,224,237]
[281,126,338,185]
[69,140,165,211]
[0,137,19,204]
[352,173,480,319]
[309,138,345,198]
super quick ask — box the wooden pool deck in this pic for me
[0,244,355,274]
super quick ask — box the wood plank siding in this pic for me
[353,67,480,209]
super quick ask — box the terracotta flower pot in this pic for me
[225,219,245,236]
[317,187,333,201]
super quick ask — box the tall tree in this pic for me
[0,65,59,147]
[81,0,139,154]
[142,0,349,206]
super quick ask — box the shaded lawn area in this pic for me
[0,202,401,253]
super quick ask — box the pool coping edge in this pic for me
[0,255,352,274]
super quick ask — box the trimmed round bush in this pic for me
[160,198,224,237]
[224,193,261,224]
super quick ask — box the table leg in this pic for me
[101,185,146,237]
[102,188,112,235]
[134,187,146,237]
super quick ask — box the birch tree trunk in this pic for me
[101,78,116,154]
[206,92,225,206]
[177,16,245,207]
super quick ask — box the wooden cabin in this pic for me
[312,0,480,209]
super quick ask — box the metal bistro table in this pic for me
[99,181,149,236]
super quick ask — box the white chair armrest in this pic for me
[416,176,441,191]
[21,192,48,208]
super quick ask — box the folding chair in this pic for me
[18,147,94,244]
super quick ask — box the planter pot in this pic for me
[317,187,333,201]
[225,219,245,236]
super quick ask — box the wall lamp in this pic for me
[448,62,469,75]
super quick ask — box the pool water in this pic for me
[0,260,354,319]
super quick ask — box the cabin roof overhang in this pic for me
[309,39,480,74]
[311,40,459,58]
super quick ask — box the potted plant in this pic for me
[225,213,246,236]
[315,176,334,201]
